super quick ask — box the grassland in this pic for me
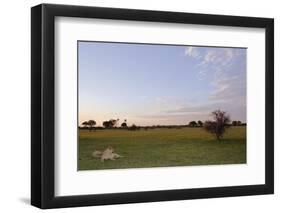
[78,127,246,170]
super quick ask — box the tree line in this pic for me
[188,119,245,127]
[80,110,246,140]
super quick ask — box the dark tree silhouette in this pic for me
[82,121,89,128]
[121,119,127,128]
[103,119,119,128]
[87,120,96,131]
[232,120,242,126]
[197,120,203,127]
[129,124,138,131]
[103,121,113,128]
[189,121,197,127]
[204,110,230,140]
[82,120,96,131]
[110,119,119,127]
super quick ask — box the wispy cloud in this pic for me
[175,47,247,121]
[135,112,210,125]
[208,49,246,108]
[184,47,244,80]
[184,47,246,93]
[199,48,236,79]
[164,102,213,114]
[184,47,201,59]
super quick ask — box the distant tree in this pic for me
[121,122,127,128]
[102,119,119,129]
[129,124,138,131]
[110,119,119,127]
[103,121,112,128]
[232,121,238,126]
[82,121,89,128]
[189,121,197,127]
[232,120,242,126]
[204,109,230,140]
[204,120,217,134]
[121,119,127,128]
[87,120,96,131]
[197,120,203,127]
[82,120,96,131]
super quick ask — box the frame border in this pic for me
[31,3,274,209]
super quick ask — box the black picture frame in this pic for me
[31,3,274,209]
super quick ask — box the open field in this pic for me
[78,127,246,170]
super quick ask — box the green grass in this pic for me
[78,127,246,170]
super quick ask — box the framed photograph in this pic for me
[31,3,274,209]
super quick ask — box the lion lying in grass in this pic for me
[92,146,123,162]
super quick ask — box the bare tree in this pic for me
[204,110,230,140]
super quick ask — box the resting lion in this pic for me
[92,146,123,162]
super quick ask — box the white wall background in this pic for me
[0,0,279,212]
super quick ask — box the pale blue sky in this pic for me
[78,41,246,126]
